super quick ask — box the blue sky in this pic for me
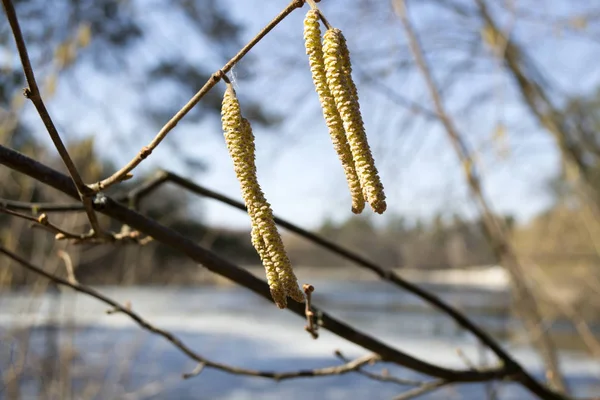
[16,0,600,230]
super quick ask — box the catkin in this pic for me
[303,10,365,214]
[323,28,387,214]
[221,86,304,308]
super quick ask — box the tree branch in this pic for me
[1,0,105,237]
[91,0,307,191]
[127,171,523,370]
[0,143,522,385]
[0,245,402,383]
[392,380,449,400]
[0,207,85,240]
[0,166,574,398]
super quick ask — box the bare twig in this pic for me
[56,250,77,285]
[0,207,86,240]
[334,350,424,387]
[0,206,148,245]
[106,300,132,315]
[1,0,105,237]
[303,283,318,339]
[0,245,400,383]
[456,348,478,370]
[182,363,206,380]
[306,0,333,30]
[91,0,307,191]
[392,380,449,400]
[392,0,566,393]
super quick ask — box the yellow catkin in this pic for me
[323,28,387,214]
[239,117,304,304]
[221,87,304,307]
[304,10,365,214]
[251,226,286,308]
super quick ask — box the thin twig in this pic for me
[0,207,86,240]
[392,0,566,394]
[0,247,394,383]
[56,250,77,285]
[456,348,478,371]
[0,206,148,245]
[182,363,206,380]
[306,0,333,30]
[303,284,318,339]
[392,380,449,400]
[91,0,307,191]
[334,350,424,387]
[1,0,105,237]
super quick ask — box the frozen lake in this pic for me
[0,281,598,399]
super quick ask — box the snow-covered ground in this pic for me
[0,283,598,399]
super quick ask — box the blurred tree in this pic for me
[0,0,277,157]
[546,88,600,206]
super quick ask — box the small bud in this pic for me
[38,214,48,225]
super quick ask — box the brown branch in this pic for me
[0,144,574,399]
[306,0,333,30]
[392,0,567,394]
[56,250,77,285]
[1,0,105,237]
[303,284,318,339]
[334,350,425,387]
[0,205,148,245]
[91,0,307,191]
[0,207,86,240]
[0,245,392,383]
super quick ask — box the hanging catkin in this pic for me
[323,28,387,214]
[221,86,304,308]
[303,10,365,214]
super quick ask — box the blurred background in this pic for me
[1,0,600,398]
